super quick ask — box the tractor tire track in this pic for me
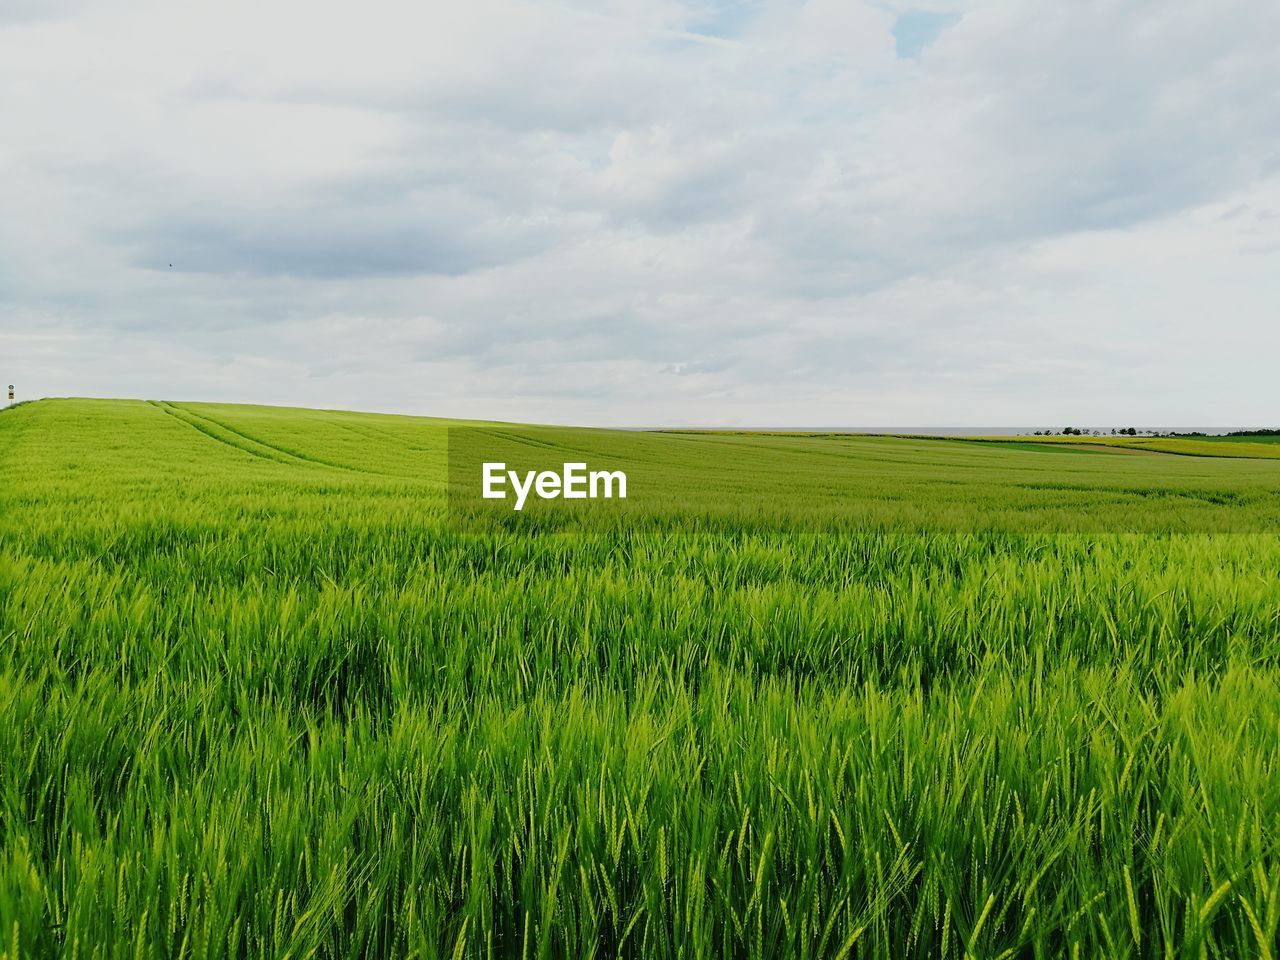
[148,400,295,465]
[166,403,393,477]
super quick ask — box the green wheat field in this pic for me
[3,398,1280,959]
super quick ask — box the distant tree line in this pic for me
[1160,429,1280,438]
[1031,427,1280,438]
[1032,427,1144,436]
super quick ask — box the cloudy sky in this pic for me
[2,0,1277,426]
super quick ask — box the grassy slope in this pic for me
[1195,433,1280,444]
[961,433,1280,458]
[447,424,1280,532]
[2,398,1280,958]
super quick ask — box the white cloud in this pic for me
[1,0,1277,424]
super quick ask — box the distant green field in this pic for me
[3,398,1280,959]
[1195,433,1280,443]
[962,432,1280,459]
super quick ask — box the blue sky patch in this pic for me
[892,9,961,58]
